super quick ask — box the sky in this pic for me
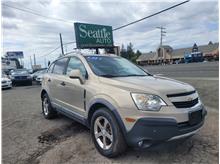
[1,0,219,68]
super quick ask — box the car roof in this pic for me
[56,52,118,60]
[14,69,28,71]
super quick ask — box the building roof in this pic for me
[137,42,219,61]
[172,42,219,59]
[136,51,156,62]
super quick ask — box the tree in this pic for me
[130,50,142,63]
[120,44,127,58]
[120,43,142,63]
[127,42,135,60]
[136,50,142,58]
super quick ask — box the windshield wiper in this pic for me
[99,74,119,78]
[99,74,147,78]
[121,74,148,77]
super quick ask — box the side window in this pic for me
[66,57,87,78]
[47,63,54,73]
[52,58,68,75]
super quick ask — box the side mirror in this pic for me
[69,69,85,84]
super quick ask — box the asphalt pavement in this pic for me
[143,61,219,78]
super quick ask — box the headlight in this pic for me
[131,93,166,111]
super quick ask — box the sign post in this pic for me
[74,22,114,50]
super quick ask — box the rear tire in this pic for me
[42,93,56,119]
[91,108,127,157]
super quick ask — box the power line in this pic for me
[2,3,73,24]
[3,1,189,60]
[37,46,61,58]
[113,0,190,31]
[36,41,76,58]
[63,41,76,45]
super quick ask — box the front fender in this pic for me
[87,96,127,138]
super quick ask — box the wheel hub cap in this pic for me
[94,116,113,150]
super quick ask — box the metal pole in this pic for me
[156,26,166,62]
[160,28,162,46]
[44,58,47,68]
[59,33,64,56]
[30,56,32,68]
[95,48,99,54]
[33,54,36,65]
[156,26,166,46]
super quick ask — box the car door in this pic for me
[59,56,88,117]
[48,57,69,106]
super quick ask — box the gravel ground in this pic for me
[2,79,219,164]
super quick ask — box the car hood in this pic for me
[37,74,43,78]
[99,75,195,95]
[12,73,29,76]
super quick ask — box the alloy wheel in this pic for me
[94,116,113,150]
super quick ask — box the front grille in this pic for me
[167,90,196,97]
[172,98,199,108]
[2,81,6,84]
[15,76,27,80]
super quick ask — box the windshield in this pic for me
[34,70,46,75]
[85,56,148,77]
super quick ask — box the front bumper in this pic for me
[125,106,207,148]
[2,82,12,88]
[36,78,42,84]
[12,79,32,83]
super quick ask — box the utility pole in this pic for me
[30,56,33,68]
[59,33,64,56]
[156,26,166,46]
[33,54,36,65]
[156,26,166,63]
[44,58,47,68]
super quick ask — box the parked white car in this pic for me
[2,74,12,89]
[36,74,43,84]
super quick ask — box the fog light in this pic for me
[138,140,143,147]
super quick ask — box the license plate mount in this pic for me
[188,110,202,125]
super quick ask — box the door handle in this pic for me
[60,81,66,86]
[48,78,51,82]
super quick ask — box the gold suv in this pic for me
[41,53,207,157]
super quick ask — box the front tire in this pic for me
[42,94,56,119]
[91,108,127,157]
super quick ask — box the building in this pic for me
[136,42,219,65]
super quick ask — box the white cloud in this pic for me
[1,0,219,68]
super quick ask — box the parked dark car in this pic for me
[9,69,32,86]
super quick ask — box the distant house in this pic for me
[136,42,219,65]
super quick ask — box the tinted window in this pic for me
[52,58,68,75]
[66,57,87,78]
